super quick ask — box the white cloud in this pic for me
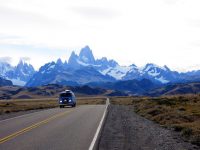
[20,57,31,62]
[0,0,200,71]
[70,6,119,19]
[0,56,12,63]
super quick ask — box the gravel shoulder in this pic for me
[98,105,199,150]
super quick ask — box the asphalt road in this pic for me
[0,104,107,150]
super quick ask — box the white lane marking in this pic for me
[89,98,110,150]
[0,108,58,123]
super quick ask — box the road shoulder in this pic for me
[98,105,198,150]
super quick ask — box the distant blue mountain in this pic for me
[0,60,35,86]
[123,63,180,84]
[26,46,200,87]
[26,57,115,87]
[79,45,96,64]
[1,45,200,87]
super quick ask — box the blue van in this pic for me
[59,90,76,108]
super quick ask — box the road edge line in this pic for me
[0,110,73,144]
[88,98,110,150]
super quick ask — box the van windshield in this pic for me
[60,93,72,97]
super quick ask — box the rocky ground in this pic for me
[98,105,199,150]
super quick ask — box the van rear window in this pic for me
[60,93,72,97]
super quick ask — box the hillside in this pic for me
[147,82,200,96]
[89,78,159,95]
[0,84,127,100]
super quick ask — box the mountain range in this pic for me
[1,46,200,89]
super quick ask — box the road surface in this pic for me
[0,104,107,150]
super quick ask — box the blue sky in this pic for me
[0,0,200,72]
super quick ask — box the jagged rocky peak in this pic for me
[108,59,118,67]
[79,46,95,64]
[128,64,139,72]
[143,63,165,71]
[63,60,68,65]
[16,59,25,68]
[144,63,156,68]
[96,57,118,68]
[68,51,79,67]
[70,51,78,58]
[16,59,35,74]
[68,51,78,62]
[38,61,55,73]
[56,58,63,65]
[97,57,108,63]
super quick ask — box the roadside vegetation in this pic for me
[0,97,106,115]
[110,95,200,146]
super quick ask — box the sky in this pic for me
[0,0,200,72]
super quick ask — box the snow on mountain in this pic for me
[0,60,35,86]
[141,63,170,73]
[66,46,179,84]
[67,46,118,71]
[0,62,14,77]
[3,45,200,87]
[68,46,96,68]
[122,64,141,80]
[39,61,57,74]
[9,78,26,86]
[76,60,90,66]
[25,47,118,86]
[96,57,118,70]
[138,63,175,84]
[14,60,35,81]
[26,60,115,87]
[67,46,123,79]
[142,64,162,77]
[100,65,134,80]
[155,76,169,84]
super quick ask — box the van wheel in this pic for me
[60,105,63,108]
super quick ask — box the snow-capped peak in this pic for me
[100,64,136,80]
[142,63,170,72]
[0,59,36,86]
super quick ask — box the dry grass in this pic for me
[0,97,106,115]
[77,97,106,105]
[110,95,200,146]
